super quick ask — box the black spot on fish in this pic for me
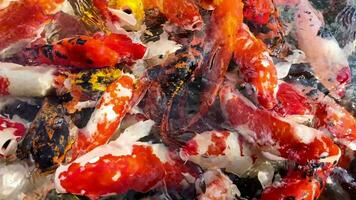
[259,24,272,34]
[42,45,54,61]
[227,58,238,72]
[86,59,94,65]
[55,51,68,59]
[76,38,87,45]
[77,71,93,91]
[285,196,295,200]
[57,93,73,103]
[29,46,40,59]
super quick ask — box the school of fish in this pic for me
[0,0,355,199]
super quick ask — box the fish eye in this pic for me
[122,7,132,14]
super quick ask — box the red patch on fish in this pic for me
[220,84,340,164]
[72,74,135,158]
[0,116,26,137]
[207,131,229,156]
[274,82,313,116]
[0,76,10,96]
[183,139,199,156]
[163,151,199,188]
[58,144,197,199]
[58,145,165,198]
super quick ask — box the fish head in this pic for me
[107,0,145,29]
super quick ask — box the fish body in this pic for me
[234,24,278,109]
[220,83,341,165]
[261,165,332,200]
[295,0,351,97]
[17,98,71,172]
[180,130,256,176]
[55,120,198,199]
[0,62,55,97]
[72,73,135,158]
[243,0,286,55]
[24,34,146,68]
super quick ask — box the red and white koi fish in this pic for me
[219,83,341,165]
[233,24,278,109]
[180,130,257,176]
[55,120,198,199]
[72,73,135,158]
[314,97,356,151]
[261,164,333,200]
[275,82,356,151]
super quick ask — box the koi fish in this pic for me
[180,130,256,176]
[261,166,332,200]
[23,33,146,69]
[295,0,351,97]
[275,82,356,151]
[17,98,71,172]
[55,120,198,199]
[234,24,278,109]
[243,0,287,55]
[219,83,341,165]
[71,73,135,158]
